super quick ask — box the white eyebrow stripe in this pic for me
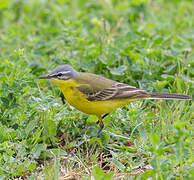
[51,71,71,76]
[58,71,71,75]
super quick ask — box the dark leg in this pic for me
[102,113,109,119]
[96,113,109,125]
[97,121,104,135]
[60,93,66,104]
[88,114,109,152]
[97,113,109,134]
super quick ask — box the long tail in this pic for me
[148,92,191,100]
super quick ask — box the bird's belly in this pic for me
[61,87,130,116]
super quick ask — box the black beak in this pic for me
[38,75,51,79]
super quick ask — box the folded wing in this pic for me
[77,82,149,101]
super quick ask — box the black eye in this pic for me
[57,73,63,77]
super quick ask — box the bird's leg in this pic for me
[60,92,66,104]
[97,120,104,135]
[88,114,110,152]
[97,113,109,134]
[96,113,109,125]
[102,113,109,119]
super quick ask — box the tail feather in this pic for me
[149,92,191,100]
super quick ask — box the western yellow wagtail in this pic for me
[39,65,191,133]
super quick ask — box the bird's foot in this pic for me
[97,122,104,135]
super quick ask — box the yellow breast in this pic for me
[51,79,130,116]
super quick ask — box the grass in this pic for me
[0,0,193,179]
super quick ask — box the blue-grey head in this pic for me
[39,65,78,80]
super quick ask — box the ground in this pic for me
[0,0,193,179]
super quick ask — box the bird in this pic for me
[39,64,191,133]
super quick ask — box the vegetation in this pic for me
[0,0,193,179]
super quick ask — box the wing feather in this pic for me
[77,82,149,101]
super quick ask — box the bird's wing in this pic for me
[77,82,149,101]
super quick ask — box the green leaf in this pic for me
[89,137,103,146]
[45,119,57,136]
[31,144,46,159]
[103,172,114,180]
[101,132,110,145]
[142,170,156,179]
[0,0,9,10]
[108,65,127,75]
[112,159,125,172]
[42,148,67,159]
[87,115,98,123]
[150,133,160,145]
[92,166,104,180]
